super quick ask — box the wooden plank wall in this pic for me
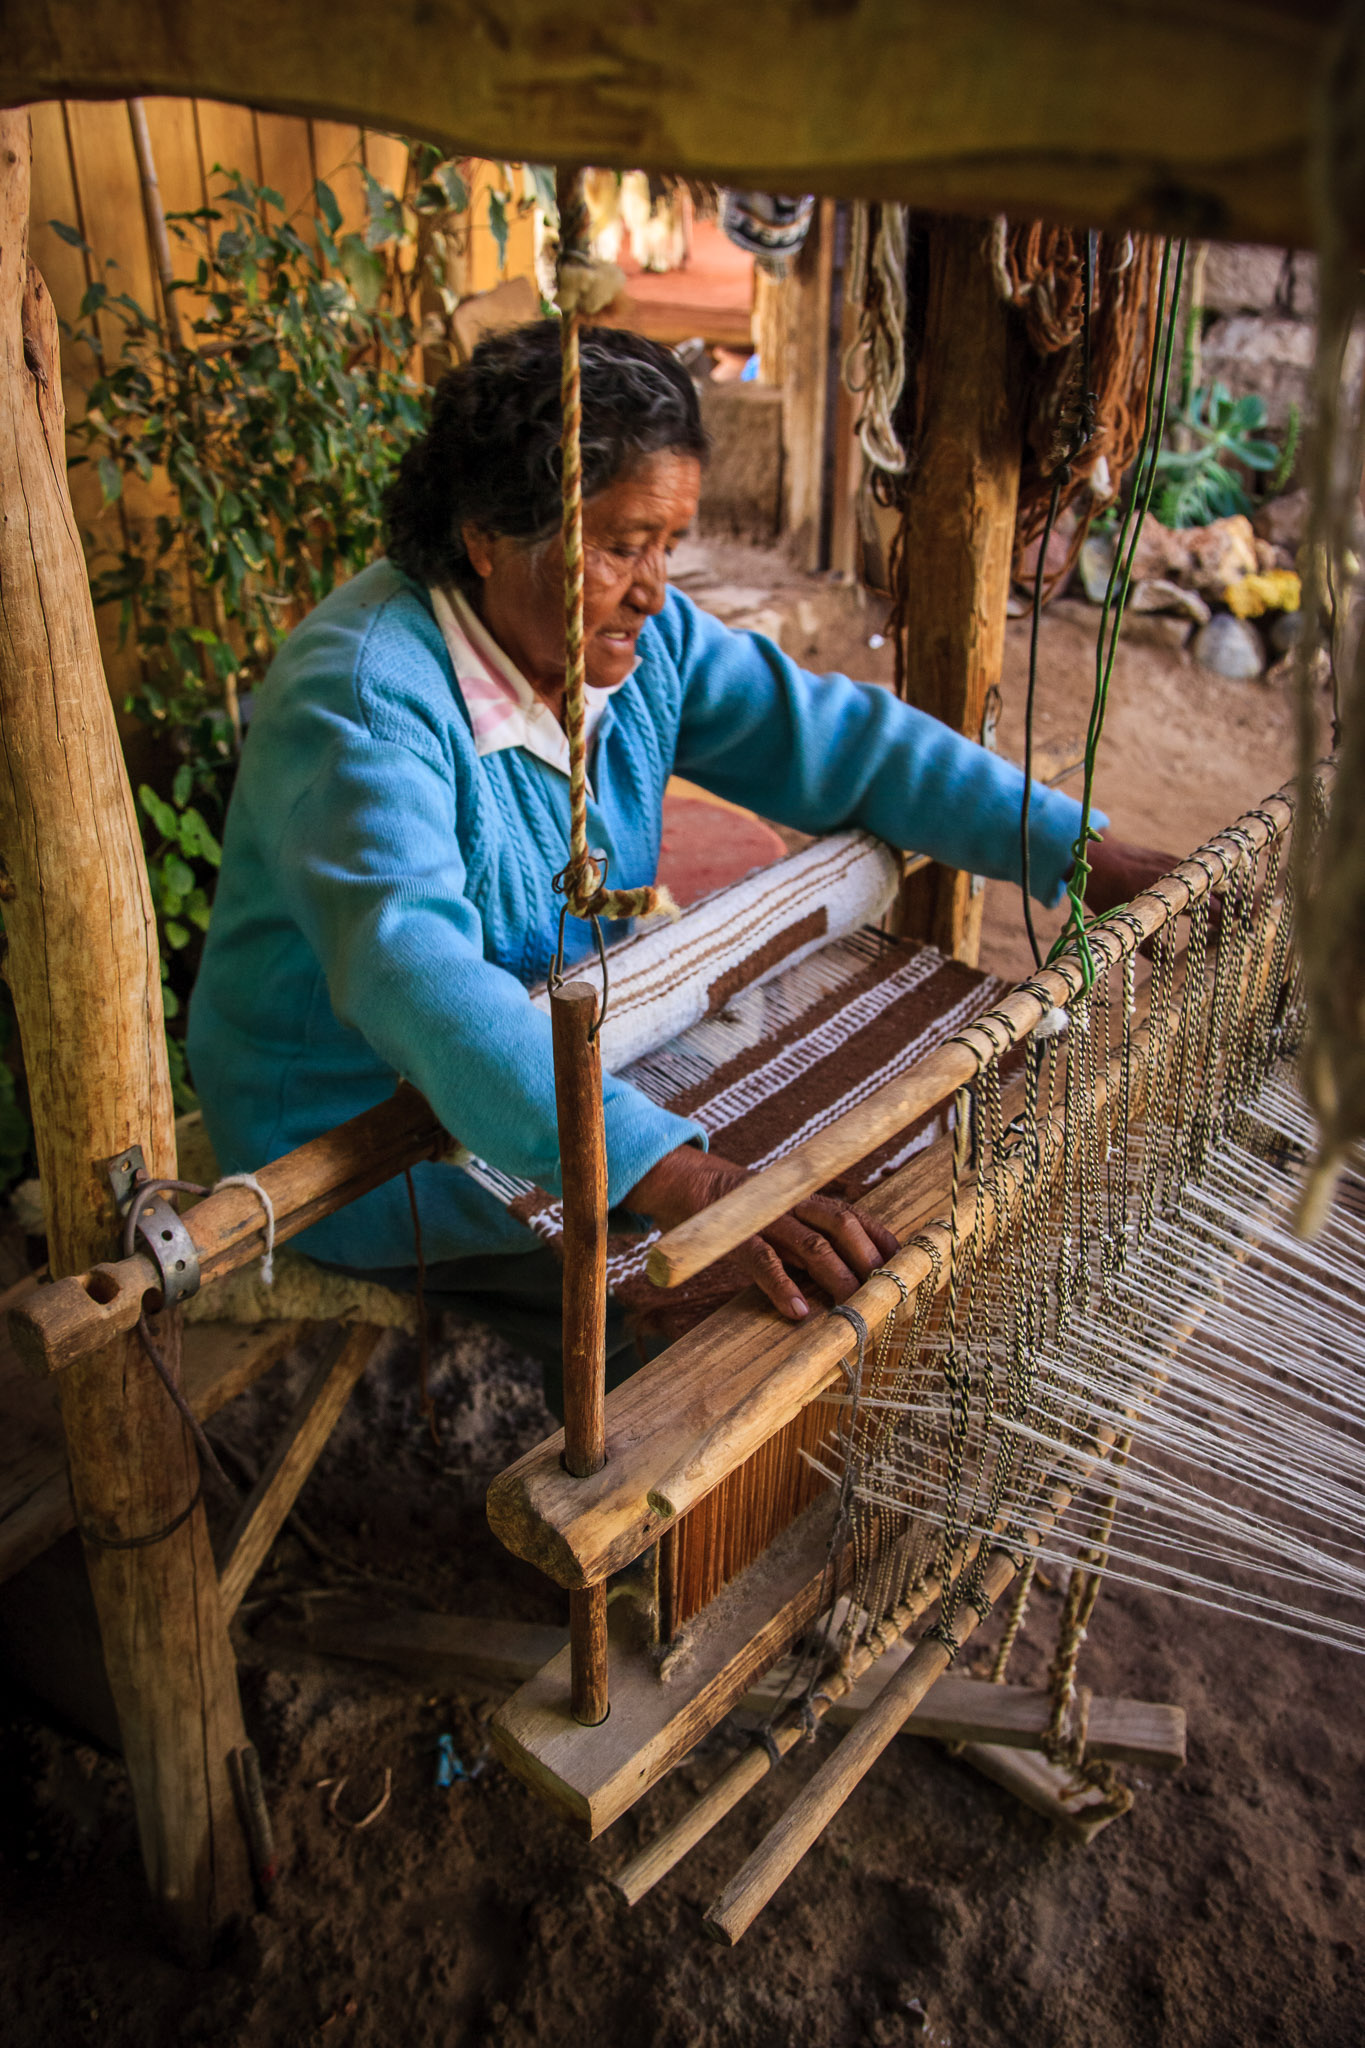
[25,99,536,709]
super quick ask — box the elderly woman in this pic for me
[188,323,1163,1400]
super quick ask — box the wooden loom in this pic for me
[0,0,1358,1966]
[479,775,1315,1932]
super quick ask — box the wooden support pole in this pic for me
[217,1323,381,1621]
[895,214,1023,966]
[551,981,610,1724]
[0,110,251,1960]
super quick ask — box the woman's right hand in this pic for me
[625,1145,900,1321]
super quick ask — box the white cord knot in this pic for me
[212,1172,276,1285]
[556,252,626,319]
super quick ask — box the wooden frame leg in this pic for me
[0,113,250,1960]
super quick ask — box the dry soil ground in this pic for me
[1,572,1358,2048]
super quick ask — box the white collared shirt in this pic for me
[429,583,626,782]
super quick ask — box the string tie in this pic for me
[213,1172,277,1284]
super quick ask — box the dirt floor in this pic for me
[2,564,1358,2048]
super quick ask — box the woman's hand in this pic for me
[625,1146,900,1322]
[1085,832,1180,917]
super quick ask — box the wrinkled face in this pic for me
[463,449,702,700]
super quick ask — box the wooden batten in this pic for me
[0,111,250,1959]
[492,1495,845,1835]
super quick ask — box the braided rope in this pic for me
[555,168,677,931]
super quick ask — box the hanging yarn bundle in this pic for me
[996,220,1164,596]
[553,168,678,936]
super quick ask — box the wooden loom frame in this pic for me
[0,0,1350,1962]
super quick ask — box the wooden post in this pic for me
[895,214,1023,965]
[0,111,252,1960]
[781,199,837,572]
[550,981,610,1724]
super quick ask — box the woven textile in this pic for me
[469,926,1006,1337]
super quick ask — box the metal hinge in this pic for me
[105,1143,201,1308]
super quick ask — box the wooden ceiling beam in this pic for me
[1,1,1336,248]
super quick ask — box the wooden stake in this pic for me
[894,214,1022,965]
[551,981,610,1722]
[0,110,251,1960]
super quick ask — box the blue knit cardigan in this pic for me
[187,561,1093,1270]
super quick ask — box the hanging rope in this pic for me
[553,168,678,935]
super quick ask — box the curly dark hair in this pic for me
[384,321,707,593]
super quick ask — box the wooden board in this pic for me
[492,1495,843,1836]
[0,1317,307,1585]
[958,1742,1129,1846]
[0,3,1326,250]
[293,1602,569,1689]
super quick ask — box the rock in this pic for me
[1200,315,1364,437]
[1202,243,1314,318]
[1254,488,1309,552]
[1122,613,1195,653]
[1129,578,1211,623]
[1131,516,1193,582]
[1078,533,1115,603]
[1192,613,1266,680]
[1015,505,1078,585]
[1270,610,1303,654]
[1181,514,1260,595]
[1224,568,1302,620]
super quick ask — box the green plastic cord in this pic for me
[1048,238,1188,990]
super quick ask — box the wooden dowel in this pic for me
[552,982,611,1723]
[552,982,609,1479]
[127,100,183,352]
[217,1323,381,1620]
[10,1084,448,1376]
[570,1583,610,1726]
[646,783,1313,1292]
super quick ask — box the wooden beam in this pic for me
[0,109,250,1960]
[10,1082,448,1375]
[743,1662,1185,1772]
[216,1323,381,1620]
[645,784,1302,1289]
[895,214,1023,966]
[0,4,1329,250]
[292,1602,569,1689]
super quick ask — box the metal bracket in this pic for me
[105,1144,202,1308]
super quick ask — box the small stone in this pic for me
[1270,610,1303,654]
[1078,533,1115,603]
[1254,488,1308,552]
[1179,514,1260,596]
[1129,578,1211,623]
[1122,613,1195,653]
[1192,613,1266,680]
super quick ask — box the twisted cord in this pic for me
[554,168,677,931]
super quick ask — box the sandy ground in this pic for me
[1,573,1358,2048]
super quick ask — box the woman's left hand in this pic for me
[1085,832,1180,917]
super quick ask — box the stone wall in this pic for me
[1197,241,1361,443]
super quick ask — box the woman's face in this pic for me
[463,449,702,701]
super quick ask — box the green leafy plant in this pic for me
[1151,381,1282,528]
[58,165,436,1108]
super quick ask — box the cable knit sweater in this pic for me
[187,560,1095,1269]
